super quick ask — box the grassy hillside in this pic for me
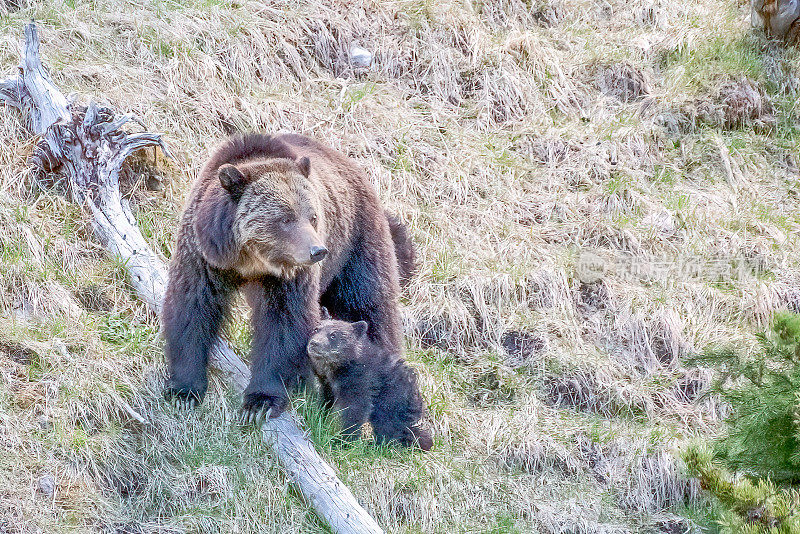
[1,0,799,532]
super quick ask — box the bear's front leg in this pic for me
[333,392,372,442]
[163,259,233,409]
[319,379,336,410]
[240,276,318,424]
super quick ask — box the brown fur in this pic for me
[162,134,408,418]
[387,214,417,288]
[307,315,433,450]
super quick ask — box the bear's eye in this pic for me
[310,214,318,227]
[281,215,294,225]
[328,332,338,341]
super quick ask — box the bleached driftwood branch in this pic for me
[752,0,800,41]
[0,22,383,534]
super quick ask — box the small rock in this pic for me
[36,414,51,430]
[349,44,372,68]
[53,339,70,359]
[37,474,55,498]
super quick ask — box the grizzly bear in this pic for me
[162,133,416,422]
[307,309,433,450]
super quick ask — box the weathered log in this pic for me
[752,0,800,41]
[0,22,383,534]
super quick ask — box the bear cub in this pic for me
[307,310,433,450]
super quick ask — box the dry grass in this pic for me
[1,0,800,532]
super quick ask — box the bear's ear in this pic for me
[296,156,311,178]
[320,306,331,321]
[218,164,247,200]
[352,321,368,339]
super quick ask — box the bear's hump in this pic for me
[203,134,298,178]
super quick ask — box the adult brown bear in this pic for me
[162,133,414,421]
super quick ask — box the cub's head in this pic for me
[218,157,327,278]
[307,309,368,369]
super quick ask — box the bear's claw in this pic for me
[164,386,203,411]
[239,392,287,427]
[238,405,272,427]
[174,396,197,411]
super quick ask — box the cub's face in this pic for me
[218,158,328,279]
[307,319,369,370]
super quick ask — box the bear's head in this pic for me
[307,313,369,371]
[206,156,328,278]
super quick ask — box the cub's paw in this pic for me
[164,386,204,411]
[376,426,433,451]
[410,425,434,451]
[238,392,287,427]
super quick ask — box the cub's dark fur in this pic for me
[307,312,433,450]
[162,133,417,419]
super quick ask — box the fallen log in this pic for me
[0,21,383,534]
[752,0,800,41]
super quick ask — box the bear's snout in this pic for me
[307,337,325,354]
[310,246,328,263]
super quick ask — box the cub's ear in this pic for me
[218,164,247,200]
[297,156,311,178]
[352,321,368,339]
[320,306,331,321]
